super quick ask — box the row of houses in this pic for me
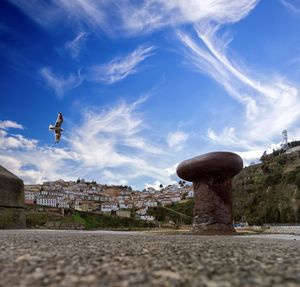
[25,180,194,219]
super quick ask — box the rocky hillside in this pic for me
[232,151,300,225]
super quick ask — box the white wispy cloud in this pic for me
[41,45,153,96]
[0,120,23,130]
[9,0,259,37]
[0,121,37,150]
[280,0,300,14]
[0,133,38,150]
[144,180,163,190]
[178,19,300,163]
[87,46,155,84]
[66,99,167,182]
[0,123,89,184]
[65,32,88,59]
[117,0,259,35]
[8,0,109,32]
[40,67,83,98]
[0,147,76,184]
[166,131,189,150]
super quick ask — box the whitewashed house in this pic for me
[36,197,57,207]
[136,207,148,215]
[101,202,119,212]
[25,191,36,200]
[119,202,133,209]
[133,200,144,208]
[57,201,70,209]
[145,200,158,207]
[140,215,155,221]
[160,199,172,207]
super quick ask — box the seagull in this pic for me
[49,112,64,143]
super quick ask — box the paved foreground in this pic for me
[0,230,299,287]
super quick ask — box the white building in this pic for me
[134,200,144,208]
[25,191,36,200]
[140,215,155,221]
[117,196,125,204]
[145,201,158,207]
[36,197,57,207]
[101,202,119,212]
[160,199,172,207]
[136,207,148,215]
[40,190,49,195]
[57,201,70,209]
[119,202,133,209]
[170,196,181,202]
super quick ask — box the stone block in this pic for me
[0,165,24,207]
[0,207,25,229]
[0,165,25,228]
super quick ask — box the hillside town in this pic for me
[25,180,193,221]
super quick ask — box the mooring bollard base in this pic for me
[177,152,243,235]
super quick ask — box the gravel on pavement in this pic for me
[0,229,299,287]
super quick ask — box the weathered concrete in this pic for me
[0,165,25,228]
[177,152,243,234]
[0,230,299,287]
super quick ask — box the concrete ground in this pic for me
[0,230,299,287]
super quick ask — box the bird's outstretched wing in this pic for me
[55,112,63,128]
[55,130,61,143]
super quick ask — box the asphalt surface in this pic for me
[0,230,299,287]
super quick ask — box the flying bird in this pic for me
[49,112,64,143]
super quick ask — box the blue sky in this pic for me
[1,0,300,189]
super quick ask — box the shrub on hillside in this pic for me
[295,173,300,188]
[286,170,297,183]
[277,154,288,165]
[263,171,282,186]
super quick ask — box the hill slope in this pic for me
[232,151,300,224]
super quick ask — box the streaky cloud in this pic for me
[40,67,83,98]
[280,0,300,14]
[86,46,155,84]
[178,22,300,162]
[8,0,109,32]
[8,0,260,37]
[117,0,259,35]
[40,45,154,97]
[166,131,189,150]
[65,32,88,59]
